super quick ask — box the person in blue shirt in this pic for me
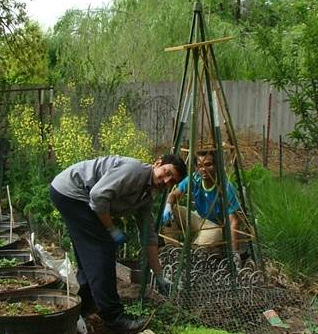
[161,150,241,262]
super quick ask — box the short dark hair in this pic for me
[160,154,187,180]
[195,150,214,166]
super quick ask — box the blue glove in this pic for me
[162,203,173,226]
[108,227,127,246]
[155,274,171,296]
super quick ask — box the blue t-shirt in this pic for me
[177,174,239,223]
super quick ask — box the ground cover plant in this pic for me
[247,165,318,280]
[124,299,238,334]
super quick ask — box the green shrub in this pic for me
[99,103,153,162]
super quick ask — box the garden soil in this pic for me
[235,132,318,173]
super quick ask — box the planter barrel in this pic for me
[0,249,34,267]
[0,267,62,293]
[0,288,81,334]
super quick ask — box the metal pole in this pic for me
[262,125,266,167]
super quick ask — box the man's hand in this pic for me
[155,274,171,296]
[161,203,174,226]
[108,227,127,246]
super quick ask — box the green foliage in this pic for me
[99,102,153,162]
[251,175,318,279]
[0,21,49,84]
[125,299,240,334]
[53,93,94,170]
[251,0,318,151]
[0,0,27,33]
[0,258,20,268]
[6,102,64,243]
[48,0,268,83]
[242,164,271,187]
[177,326,241,334]
[33,304,54,315]
[125,299,199,334]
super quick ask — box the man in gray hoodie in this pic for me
[50,154,187,334]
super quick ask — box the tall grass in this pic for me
[250,175,318,280]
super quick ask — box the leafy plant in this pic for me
[252,0,318,154]
[33,304,54,315]
[0,258,20,268]
[53,94,94,170]
[99,102,153,162]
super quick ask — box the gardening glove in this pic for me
[155,274,171,296]
[108,227,127,246]
[161,203,174,227]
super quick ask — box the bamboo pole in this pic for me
[165,36,234,52]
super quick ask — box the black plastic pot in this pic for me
[0,288,81,334]
[0,267,62,293]
[0,249,34,267]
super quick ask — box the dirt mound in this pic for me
[237,132,318,174]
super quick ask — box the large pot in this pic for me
[0,267,62,293]
[0,288,81,334]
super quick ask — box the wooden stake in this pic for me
[65,252,70,308]
[6,185,13,243]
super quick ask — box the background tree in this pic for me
[48,0,268,84]
[0,0,49,84]
[252,0,318,157]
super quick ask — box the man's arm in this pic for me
[166,188,184,206]
[97,212,114,230]
[97,213,126,245]
[146,244,161,275]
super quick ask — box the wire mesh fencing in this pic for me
[154,245,318,334]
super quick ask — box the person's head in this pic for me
[195,150,216,181]
[152,154,187,189]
